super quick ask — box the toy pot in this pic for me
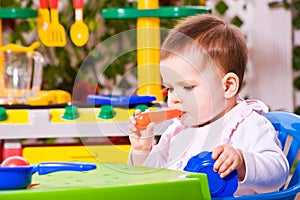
[0,162,96,190]
[184,151,238,198]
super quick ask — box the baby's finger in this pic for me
[134,109,142,115]
[213,153,228,172]
[212,145,224,160]
[218,158,234,174]
[139,122,155,139]
[129,122,137,132]
[146,122,155,134]
[219,166,235,178]
[129,115,137,124]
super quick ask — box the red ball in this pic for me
[1,156,30,167]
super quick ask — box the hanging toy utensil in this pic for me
[70,0,89,46]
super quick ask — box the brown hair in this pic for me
[160,14,248,92]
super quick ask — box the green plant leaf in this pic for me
[293,47,300,71]
[292,16,300,29]
[294,76,300,90]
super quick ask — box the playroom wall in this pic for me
[5,0,295,112]
[209,0,294,112]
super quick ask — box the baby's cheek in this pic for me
[167,98,176,109]
[167,100,175,108]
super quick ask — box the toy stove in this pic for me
[0,94,170,163]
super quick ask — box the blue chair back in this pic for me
[263,112,300,193]
[216,111,300,200]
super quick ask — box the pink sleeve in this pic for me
[232,114,289,195]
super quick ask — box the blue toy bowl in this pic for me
[184,151,238,198]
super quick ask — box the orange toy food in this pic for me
[135,109,182,129]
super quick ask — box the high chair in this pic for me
[218,111,300,200]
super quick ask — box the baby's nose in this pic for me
[168,92,182,104]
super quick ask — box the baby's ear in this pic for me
[222,72,239,98]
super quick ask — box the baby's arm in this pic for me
[128,110,155,165]
[218,115,289,194]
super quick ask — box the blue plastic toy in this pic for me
[184,151,238,198]
[87,95,156,106]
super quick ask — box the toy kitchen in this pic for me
[0,1,227,200]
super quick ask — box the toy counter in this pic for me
[0,163,211,200]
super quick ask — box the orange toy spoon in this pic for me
[135,109,182,129]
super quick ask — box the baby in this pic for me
[128,14,289,196]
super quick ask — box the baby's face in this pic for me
[160,55,226,126]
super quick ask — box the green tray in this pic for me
[0,8,37,19]
[102,6,211,19]
[0,163,211,200]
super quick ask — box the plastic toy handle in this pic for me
[86,95,156,106]
[33,162,97,175]
[39,0,48,8]
[0,41,40,53]
[73,0,83,9]
[135,109,182,129]
[49,0,58,9]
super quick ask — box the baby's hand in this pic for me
[128,109,155,154]
[212,144,246,181]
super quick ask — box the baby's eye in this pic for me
[183,86,195,90]
[167,87,174,92]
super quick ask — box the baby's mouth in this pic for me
[179,111,187,118]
